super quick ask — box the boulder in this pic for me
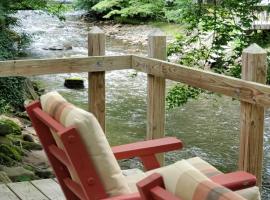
[22,133,34,142]
[0,166,35,181]
[64,77,85,89]
[0,144,22,165]
[21,141,42,150]
[35,167,54,178]
[0,117,22,136]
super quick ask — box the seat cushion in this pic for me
[40,91,131,197]
[146,160,245,200]
[186,157,223,177]
[123,159,260,200]
[235,187,261,200]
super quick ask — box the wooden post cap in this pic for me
[89,26,104,34]
[243,43,267,54]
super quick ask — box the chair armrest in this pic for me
[137,173,182,200]
[112,137,183,160]
[210,171,257,191]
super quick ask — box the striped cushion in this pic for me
[186,157,223,177]
[40,92,131,197]
[146,160,245,200]
[187,157,260,200]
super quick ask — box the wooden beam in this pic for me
[88,27,106,132]
[0,55,131,77]
[147,31,166,166]
[132,55,270,107]
[239,44,267,187]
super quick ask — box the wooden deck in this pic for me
[0,179,65,200]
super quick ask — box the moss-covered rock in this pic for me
[21,141,42,151]
[7,134,42,151]
[0,166,36,181]
[0,144,22,166]
[0,118,22,136]
[64,77,85,89]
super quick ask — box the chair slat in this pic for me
[48,145,72,169]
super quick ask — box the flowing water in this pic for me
[14,10,270,198]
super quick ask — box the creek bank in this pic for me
[0,114,54,182]
[0,77,54,182]
[90,20,176,46]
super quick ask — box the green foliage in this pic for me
[0,77,27,111]
[0,100,12,114]
[75,0,101,10]
[168,0,261,71]
[166,84,201,109]
[0,0,47,60]
[77,0,165,21]
[166,0,266,108]
[46,2,74,20]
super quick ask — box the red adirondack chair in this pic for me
[26,99,257,200]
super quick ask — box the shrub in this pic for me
[0,77,28,111]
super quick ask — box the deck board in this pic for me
[0,184,20,200]
[31,179,65,200]
[7,182,49,200]
[0,178,66,200]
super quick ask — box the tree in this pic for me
[166,0,264,108]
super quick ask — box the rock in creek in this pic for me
[64,77,85,89]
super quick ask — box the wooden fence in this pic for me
[0,27,269,187]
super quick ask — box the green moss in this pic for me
[0,144,22,166]
[21,141,42,151]
[0,118,21,136]
[65,77,84,81]
[0,144,22,161]
[13,175,33,182]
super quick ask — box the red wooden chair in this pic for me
[26,100,257,200]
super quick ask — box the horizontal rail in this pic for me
[2,54,270,107]
[132,55,270,107]
[0,55,132,77]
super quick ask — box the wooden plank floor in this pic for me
[0,179,65,200]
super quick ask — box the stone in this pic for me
[0,117,22,136]
[35,167,54,178]
[0,166,35,180]
[64,77,85,89]
[23,127,36,135]
[23,150,49,168]
[0,116,23,128]
[22,141,43,150]
[63,44,73,50]
[22,133,34,142]
[0,171,11,183]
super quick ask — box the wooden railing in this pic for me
[0,27,269,187]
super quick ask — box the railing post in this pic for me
[88,27,106,132]
[239,43,267,187]
[147,31,167,166]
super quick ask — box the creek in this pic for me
[15,9,270,198]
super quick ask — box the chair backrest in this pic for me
[26,92,130,200]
